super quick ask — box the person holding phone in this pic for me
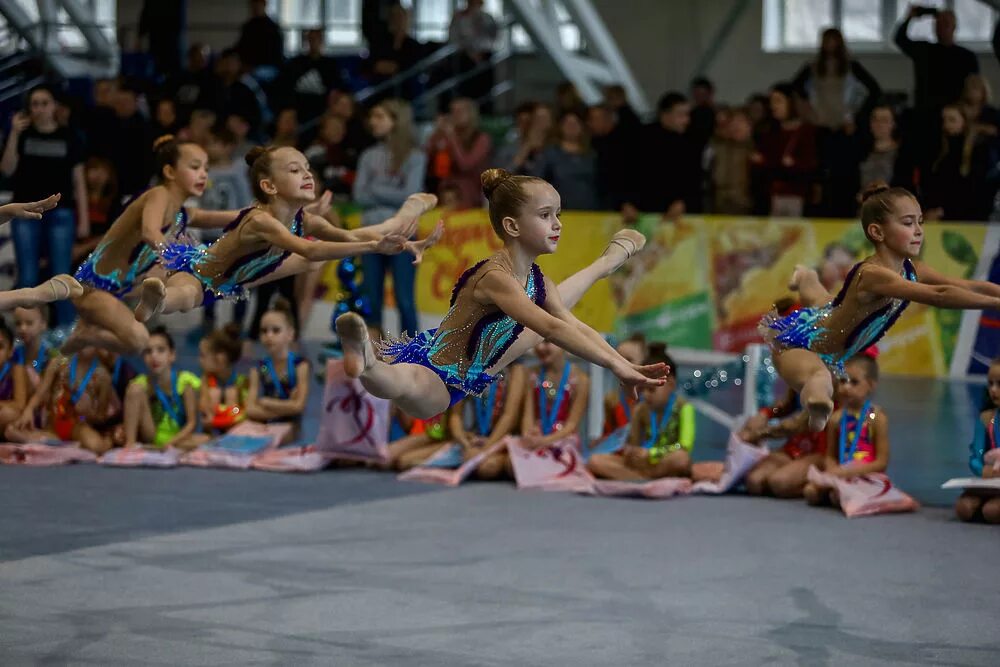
[896,5,978,112]
[1,85,88,327]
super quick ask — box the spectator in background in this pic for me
[236,0,285,78]
[709,108,754,215]
[138,0,184,77]
[83,78,119,157]
[689,76,717,151]
[793,28,881,216]
[555,81,585,115]
[152,98,181,137]
[0,85,87,326]
[448,0,498,108]
[529,108,599,210]
[604,84,641,139]
[326,90,373,169]
[622,91,701,223]
[304,114,356,197]
[959,74,1000,140]
[858,104,915,197]
[895,6,979,162]
[224,112,255,159]
[746,92,772,140]
[83,157,119,238]
[426,97,492,208]
[493,101,541,173]
[179,108,216,147]
[270,108,299,147]
[751,83,818,217]
[214,48,265,138]
[354,99,427,336]
[165,44,218,124]
[199,126,253,332]
[895,7,978,113]
[922,104,993,221]
[279,28,343,127]
[587,103,631,210]
[793,29,881,131]
[201,127,253,212]
[109,83,154,197]
[366,5,423,100]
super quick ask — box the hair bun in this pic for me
[152,134,176,152]
[481,168,512,200]
[860,180,891,203]
[245,146,268,168]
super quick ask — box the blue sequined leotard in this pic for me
[74,207,190,298]
[160,207,304,305]
[760,258,917,376]
[257,351,307,424]
[379,251,547,406]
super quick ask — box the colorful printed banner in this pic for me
[321,210,995,377]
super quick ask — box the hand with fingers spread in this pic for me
[303,190,333,216]
[405,220,444,265]
[0,193,62,224]
[615,361,669,400]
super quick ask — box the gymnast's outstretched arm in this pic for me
[914,260,1000,299]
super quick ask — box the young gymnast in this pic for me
[132,146,442,324]
[587,345,696,481]
[123,327,203,450]
[0,193,83,310]
[389,411,453,471]
[12,304,56,386]
[741,387,826,498]
[519,341,589,449]
[954,357,1000,524]
[601,333,648,437]
[448,364,526,480]
[803,354,889,508]
[7,346,118,453]
[765,181,1000,433]
[65,137,217,354]
[198,323,249,432]
[337,168,664,419]
[244,298,309,440]
[0,319,29,432]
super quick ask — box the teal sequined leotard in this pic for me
[379,251,547,406]
[160,207,304,305]
[760,259,917,376]
[75,207,191,298]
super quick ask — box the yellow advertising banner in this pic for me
[321,210,990,378]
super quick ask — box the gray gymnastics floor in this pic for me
[1,373,997,666]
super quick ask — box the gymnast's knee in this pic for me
[981,497,1000,524]
[954,493,982,522]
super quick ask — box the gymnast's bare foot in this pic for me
[599,229,646,278]
[385,193,438,237]
[789,264,812,291]
[805,398,834,432]
[337,312,375,379]
[134,278,166,323]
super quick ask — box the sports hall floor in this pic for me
[1,351,997,666]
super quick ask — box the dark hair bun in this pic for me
[245,145,268,168]
[860,180,891,203]
[481,168,512,200]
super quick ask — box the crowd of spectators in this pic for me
[3,2,1000,333]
